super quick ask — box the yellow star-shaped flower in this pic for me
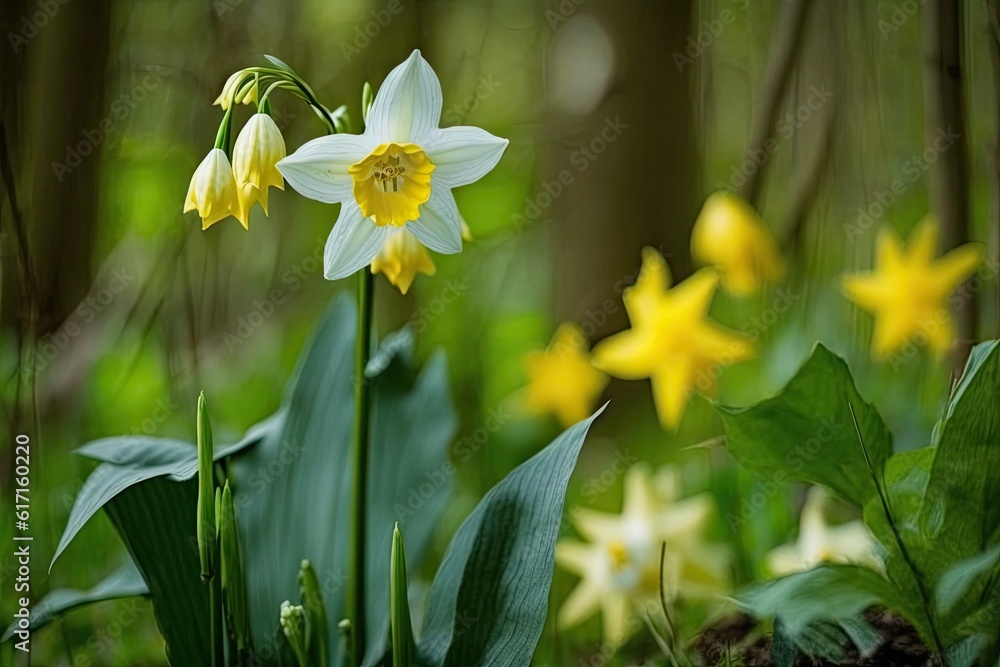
[556,464,730,647]
[691,191,785,295]
[522,323,608,427]
[841,218,983,359]
[591,248,754,430]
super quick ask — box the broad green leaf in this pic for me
[103,476,210,665]
[921,341,1000,565]
[417,407,604,667]
[1,560,147,642]
[717,343,892,504]
[735,565,895,637]
[52,429,265,570]
[229,296,457,667]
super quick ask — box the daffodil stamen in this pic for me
[350,143,434,227]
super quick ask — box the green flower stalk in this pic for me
[299,560,329,667]
[220,482,251,653]
[197,391,215,581]
[390,523,416,667]
[280,601,309,667]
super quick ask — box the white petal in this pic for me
[276,133,373,204]
[425,127,509,188]
[407,186,462,254]
[324,203,391,280]
[365,50,442,144]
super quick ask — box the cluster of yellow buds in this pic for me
[184,58,348,231]
[184,68,287,230]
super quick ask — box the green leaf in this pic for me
[717,343,892,504]
[417,407,604,667]
[936,544,1000,617]
[921,341,1000,566]
[103,476,211,665]
[390,524,416,667]
[1,560,147,642]
[228,296,457,667]
[52,429,264,570]
[735,565,894,636]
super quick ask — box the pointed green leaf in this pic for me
[418,407,604,667]
[717,343,892,504]
[390,524,416,667]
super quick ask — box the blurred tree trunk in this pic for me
[0,1,111,437]
[922,0,974,373]
[549,0,695,332]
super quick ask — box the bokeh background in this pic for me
[2,0,999,664]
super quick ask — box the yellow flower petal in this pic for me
[842,218,984,359]
[691,191,784,295]
[370,228,436,294]
[521,323,608,426]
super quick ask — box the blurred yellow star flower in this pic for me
[232,113,286,220]
[841,218,983,359]
[592,248,753,430]
[522,323,608,427]
[766,487,880,577]
[184,148,242,230]
[691,191,784,295]
[371,229,437,294]
[556,464,730,647]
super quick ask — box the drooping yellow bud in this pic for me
[184,149,242,230]
[691,191,784,295]
[214,71,258,111]
[371,229,436,295]
[232,114,286,225]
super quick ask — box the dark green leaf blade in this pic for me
[418,406,604,667]
[229,296,457,667]
[717,343,892,504]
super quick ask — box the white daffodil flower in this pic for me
[766,486,881,577]
[276,50,509,281]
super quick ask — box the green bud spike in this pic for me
[362,82,374,125]
[197,392,216,582]
[220,482,251,652]
[280,601,309,667]
[390,522,416,667]
[299,560,330,667]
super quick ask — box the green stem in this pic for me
[210,572,224,667]
[348,267,374,666]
